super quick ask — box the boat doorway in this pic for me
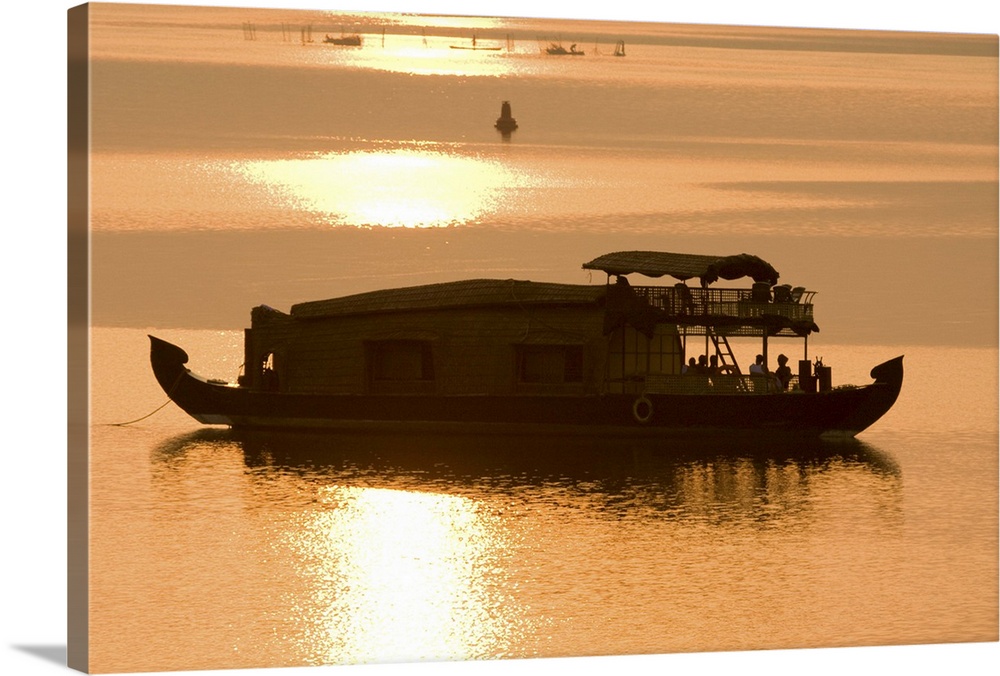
[260,351,279,391]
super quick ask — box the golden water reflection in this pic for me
[133,424,914,668]
[318,43,533,78]
[301,31,527,78]
[236,149,538,228]
[287,484,523,663]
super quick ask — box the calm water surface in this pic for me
[88,329,998,671]
[84,4,997,672]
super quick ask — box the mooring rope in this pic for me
[102,371,184,427]
[105,399,175,427]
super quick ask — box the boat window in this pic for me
[607,325,683,394]
[367,341,435,391]
[516,345,584,384]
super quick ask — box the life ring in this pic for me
[632,395,653,423]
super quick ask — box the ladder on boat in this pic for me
[709,332,741,375]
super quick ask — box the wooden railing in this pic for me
[607,373,806,395]
[632,285,814,324]
[643,372,781,395]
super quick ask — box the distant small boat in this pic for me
[495,100,518,134]
[614,40,625,57]
[450,35,501,51]
[546,42,585,56]
[323,32,362,46]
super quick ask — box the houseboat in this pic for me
[149,251,903,437]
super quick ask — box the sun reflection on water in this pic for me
[235,149,535,228]
[297,28,525,78]
[287,485,524,664]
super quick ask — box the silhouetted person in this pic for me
[775,353,792,391]
[749,354,781,391]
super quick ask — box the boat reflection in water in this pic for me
[154,427,901,487]
[236,429,902,528]
[150,428,900,664]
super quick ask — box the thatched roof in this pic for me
[291,279,606,320]
[583,251,780,286]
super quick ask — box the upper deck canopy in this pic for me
[583,251,780,286]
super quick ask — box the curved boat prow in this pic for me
[149,335,189,367]
[820,356,904,440]
[831,355,904,438]
[870,355,904,387]
[148,335,192,399]
[148,335,241,426]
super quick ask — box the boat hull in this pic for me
[149,336,902,438]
